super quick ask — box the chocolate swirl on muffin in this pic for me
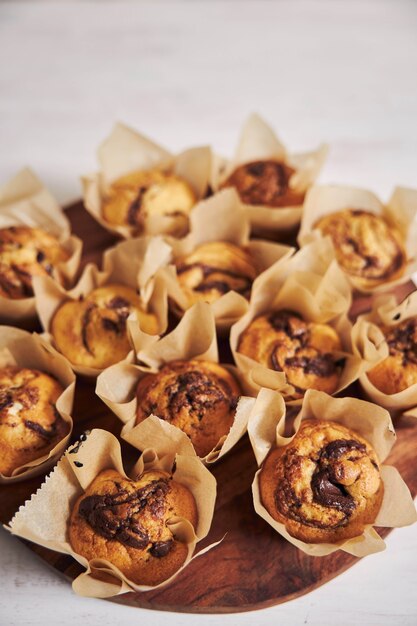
[136,360,241,457]
[315,209,407,290]
[175,242,258,307]
[259,419,383,543]
[0,226,69,299]
[0,366,67,476]
[220,160,305,208]
[238,310,343,399]
[51,284,159,370]
[69,468,198,585]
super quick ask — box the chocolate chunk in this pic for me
[284,353,337,377]
[107,296,130,310]
[320,438,366,460]
[24,419,57,440]
[268,310,305,337]
[164,370,234,421]
[101,316,126,335]
[386,317,417,364]
[127,187,146,226]
[149,540,173,558]
[311,469,356,514]
[0,392,13,411]
[81,304,96,354]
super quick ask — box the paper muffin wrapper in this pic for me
[0,168,83,322]
[157,187,294,332]
[82,122,212,240]
[32,235,172,377]
[6,424,218,597]
[211,114,328,235]
[96,302,256,463]
[229,237,369,404]
[248,388,417,557]
[0,326,75,483]
[352,290,417,413]
[298,184,417,294]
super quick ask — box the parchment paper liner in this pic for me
[211,113,328,236]
[229,237,369,404]
[0,326,75,483]
[352,290,417,414]
[0,168,83,321]
[157,187,294,332]
[32,235,172,377]
[248,387,417,557]
[96,301,256,463]
[6,423,218,597]
[82,122,212,240]
[298,185,417,294]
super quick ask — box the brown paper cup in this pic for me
[158,187,294,332]
[32,236,171,377]
[249,388,417,556]
[211,114,328,236]
[352,290,417,413]
[0,168,83,322]
[298,184,417,293]
[230,237,366,404]
[6,424,217,597]
[0,326,75,482]
[96,301,256,463]
[82,122,212,239]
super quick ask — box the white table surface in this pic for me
[1,1,417,624]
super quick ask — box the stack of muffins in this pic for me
[3,115,417,596]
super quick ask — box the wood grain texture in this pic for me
[1,201,416,614]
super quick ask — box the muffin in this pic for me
[259,418,384,544]
[0,226,69,299]
[367,316,417,394]
[175,241,258,307]
[220,160,305,208]
[69,468,198,586]
[136,360,241,457]
[237,310,342,399]
[51,284,159,370]
[0,366,67,476]
[315,209,407,290]
[102,169,196,235]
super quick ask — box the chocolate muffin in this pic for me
[259,419,384,543]
[69,468,198,586]
[51,284,159,370]
[136,360,241,457]
[315,209,407,290]
[220,160,304,208]
[367,316,417,394]
[0,366,67,476]
[175,241,258,307]
[0,226,69,299]
[102,169,196,235]
[237,310,342,399]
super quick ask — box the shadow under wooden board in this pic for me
[1,201,417,613]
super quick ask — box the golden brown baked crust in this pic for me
[315,209,407,290]
[0,366,67,476]
[175,241,257,307]
[259,419,383,543]
[237,310,342,399]
[136,360,241,457]
[0,226,69,299]
[367,316,417,394]
[51,284,159,369]
[102,170,196,235]
[69,468,197,586]
[220,160,304,208]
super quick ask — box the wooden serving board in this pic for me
[1,202,417,614]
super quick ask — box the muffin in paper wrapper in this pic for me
[32,235,172,377]
[157,187,294,333]
[96,301,256,463]
[211,113,328,237]
[298,184,417,294]
[248,387,417,557]
[6,423,218,597]
[352,290,417,415]
[230,237,370,404]
[0,326,75,483]
[0,168,83,322]
[82,122,212,239]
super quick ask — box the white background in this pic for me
[1,1,417,625]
